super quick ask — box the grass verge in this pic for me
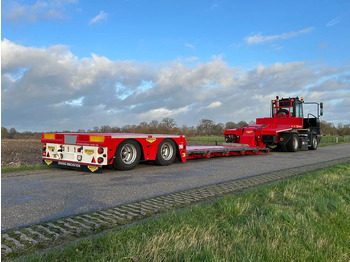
[20,162,350,262]
[1,164,50,174]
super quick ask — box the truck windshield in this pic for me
[273,101,293,116]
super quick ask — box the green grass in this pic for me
[187,136,225,145]
[1,164,50,174]
[320,135,350,145]
[21,162,350,262]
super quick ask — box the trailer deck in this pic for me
[186,145,269,159]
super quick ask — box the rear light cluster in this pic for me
[43,144,47,156]
[42,144,106,164]
[97,147,105,164]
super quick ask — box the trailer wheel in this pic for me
[286,134,299,152]
[309,136,318,150]
[155,139,176,166]
[113,140,141,171]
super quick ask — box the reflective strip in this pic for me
[276,128,293,133]
[43,134,55,139]
[90,136,105,142]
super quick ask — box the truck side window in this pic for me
[295,101,303,117]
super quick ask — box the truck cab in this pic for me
[224,96,323,152]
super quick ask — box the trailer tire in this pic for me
[155,139,176,166]
[113,139,141,171]
[286,134,299,152]
[309,135,318,150]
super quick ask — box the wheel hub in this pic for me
[161,142,173,160]
[121,144,137,164]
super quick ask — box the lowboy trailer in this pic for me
[41,96,323,173]
[41,133,269,173]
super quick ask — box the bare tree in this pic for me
[196,119,216,136]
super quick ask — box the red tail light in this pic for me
[98,147,104,154]
[97,157,103,164]
[43,152,46,156]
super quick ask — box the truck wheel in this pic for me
[155,139,176,166]
[309,136,318,150]
[113,140,141,171]
[286,134,299,152]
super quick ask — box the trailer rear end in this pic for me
[42,133,187,173]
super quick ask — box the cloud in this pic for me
[185,43,196,49]
[1,39,350,131]
[3,0,78,24]
[245,27,314,45]
[326,11,350,27]
[89,11,108,25]
[138,107,190,120]
[186,57,199,62]
[206,102,222,109]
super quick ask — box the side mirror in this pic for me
[320,102,324,116]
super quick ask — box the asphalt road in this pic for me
[2,144,350,231]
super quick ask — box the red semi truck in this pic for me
[224,96,323,151]
[41,96,322,173]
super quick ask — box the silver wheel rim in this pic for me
[313,137,317,148]
[120,144,137,164]
[161,142,174,161]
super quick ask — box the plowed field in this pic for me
[1,139,42,167]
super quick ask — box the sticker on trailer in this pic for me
[88,166,99,172]
[45,160,53,165]
[146,138,156,143]
[84,149,94,155]
[58,162,81,168]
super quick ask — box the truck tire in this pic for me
[309,135,318,150]
[155,139,176,166]
[113,139,141,171]
[286,134,299,152]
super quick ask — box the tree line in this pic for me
[2,118,350,139]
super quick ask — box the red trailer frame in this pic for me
[41,133,269,173]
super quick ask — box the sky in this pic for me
[1,0,350,132]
